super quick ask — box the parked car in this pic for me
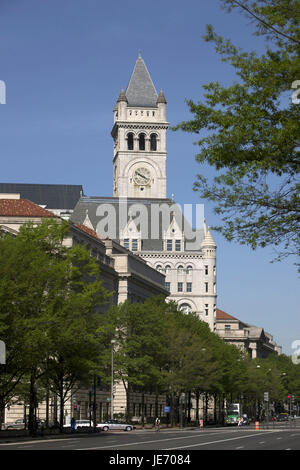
[96,419,135,431]
[4,419,25,430]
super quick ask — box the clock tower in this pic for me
[111,54,169,199]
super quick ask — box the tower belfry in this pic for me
[111,54,169,199]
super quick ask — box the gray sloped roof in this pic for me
[125,55,158,107]
[0,183,84,210]
[70,197,204,252]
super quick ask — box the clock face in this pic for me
[133,167,151,186]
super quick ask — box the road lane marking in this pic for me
[75,431,274,451]
[164,432,276,450]
[75,431,244,450]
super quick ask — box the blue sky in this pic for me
[0,0,298,355]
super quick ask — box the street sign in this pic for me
[164,406,170,413]
[264,392,269,402]
[106,398,111,401]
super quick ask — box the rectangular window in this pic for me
[132,239,138,251]
[205,282,208,293]
[175,239,181,251]
[177,282,183,292]
[205,304,209,316]
[124,238,130,249]
[205,265,208,275]
[225,325,231,331]
[166,239,172,251]
[186,282,192,292]
[165,282,170,292]
[213,266,216,276]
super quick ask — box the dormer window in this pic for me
[132,239,138,251]
[175,240,181,251]
[166,239,172,251]
[139,133,145,151]
[150,133,157,151]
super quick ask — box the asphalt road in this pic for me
[0,424,300,452]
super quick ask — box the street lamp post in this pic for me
[111,340,116,420]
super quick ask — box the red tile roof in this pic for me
[76,223,101,241]
[216,308,239,321]
[0,199,56,217]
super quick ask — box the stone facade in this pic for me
[112,55,168,200]
[71,53,217,332]
[215,308,282,358]
[0,196,168,425]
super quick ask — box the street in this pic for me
[1,423,300,452]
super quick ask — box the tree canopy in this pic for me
[0,220,111,431]
[173,0,300,264]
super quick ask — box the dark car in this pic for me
[276,413,289,422]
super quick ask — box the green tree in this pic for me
[161,309,225,426]
[0,220,110,432]
[99,297,168,422]
[173,0,300,263]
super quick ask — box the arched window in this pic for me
[186,265,193,274]
[150,133,157,151]
[179,303,192,314]
[156,264,163,272]
[177,265,184,273]
[165,265,171,274]
[127,133,134,150]
[139,133,145,151]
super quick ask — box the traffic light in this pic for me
[74,404,77,410]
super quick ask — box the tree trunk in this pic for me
[125,382,132,422]
[195,390,200,423]
[28,369,37,436]
[141,392,145,428]
[0,399,5,431]
[59,378,64,433]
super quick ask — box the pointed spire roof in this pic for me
[157,89,167,104]
[117,88,128,103]
[83,209,95,231]
[201,220,216,247]
[126,53,158,107]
